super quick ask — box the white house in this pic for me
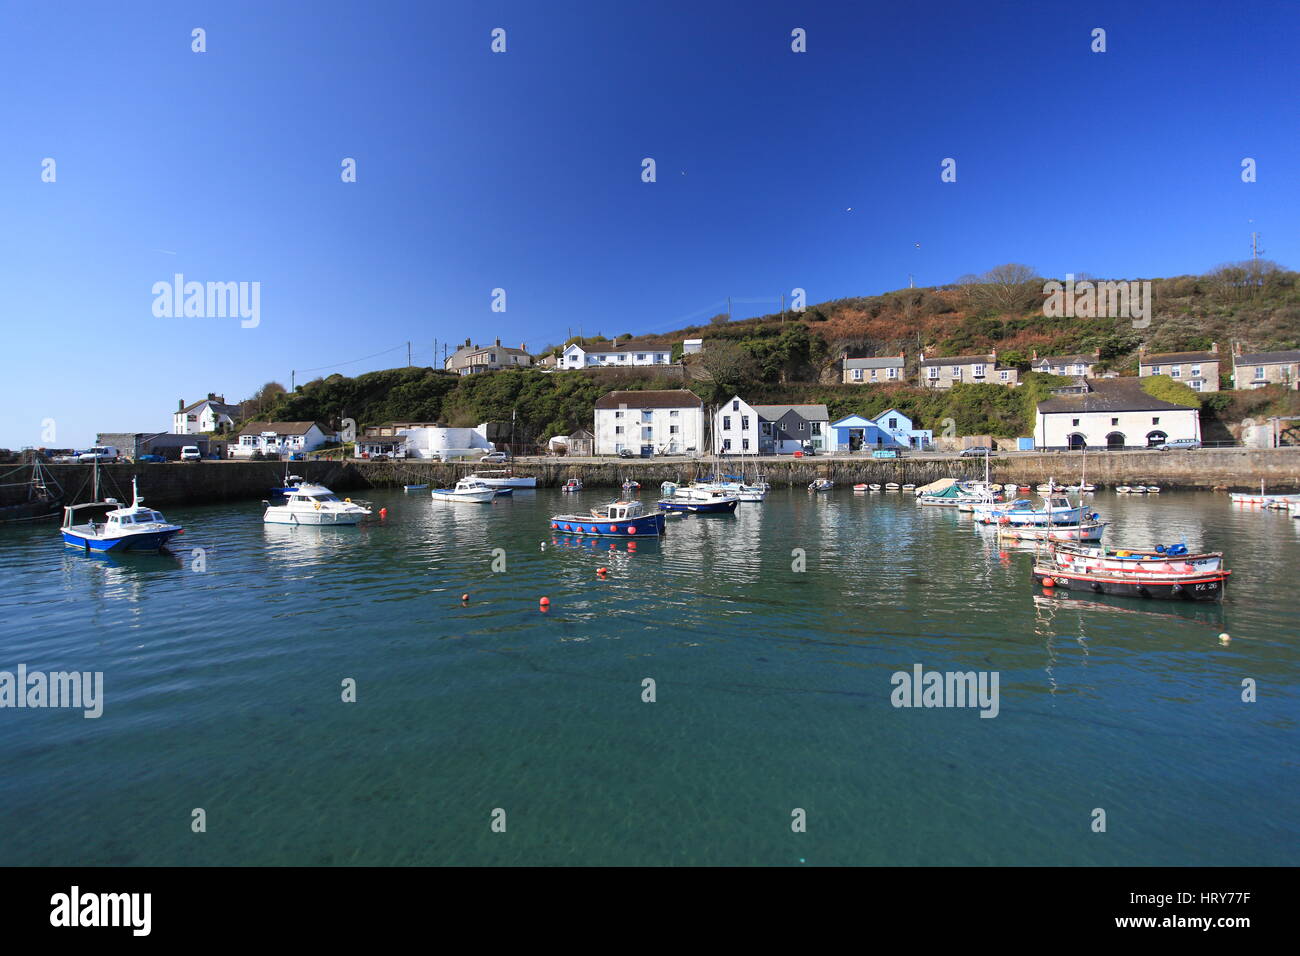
[593,389,703,456]
[712,397,830,455]
[561,342,674,369]
[1034,379,1200,450]
[683,338,703,355]
[397,425,494,460]
[173,394,243,434]
[444,338,533,375]
[231,421,335,458]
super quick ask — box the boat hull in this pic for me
[999,522,1107,542]
[62,527,182,551]
[658,497,738,513]
[263,509,367,525]
[1033,566,1229,602]
[430,489,497,503]
[550,513,666,537]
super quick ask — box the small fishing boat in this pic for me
[660,481,678,497]
[902,483,916,492]
[1144,486,1161,494]
[0,459,63,523]
[690,475,767,501]
[61,477,183,551]
[1049,541,1224,574]
[1228,480,1300,507]
[265,482,372,524]
[885,482,900,492]
[973,494,1091,527]
[1036,483,1065,494]
[550,499,666,537]
[997,521,1107,543]
[1115,485,1145,495]
[853,483,869,494]
[431,477,497,503]
[561,478,583,493]
[658,490,739,513]
[868,483,882,492]
[403,483,429,492]
[1033,562,1229,602]
[621,479,641,494]
[493,487,514,497]
[808,478,833,492]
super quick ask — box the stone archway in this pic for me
[1067,433,1087,450]
[1146,430,1167,448]
[1106,432,1126,450]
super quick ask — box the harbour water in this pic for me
[0,489,1296,865]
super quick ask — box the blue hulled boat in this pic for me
[657,489,739,513]
[60,477,183,552]
[551,499,666,537]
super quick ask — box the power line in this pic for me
[293,343,408,375]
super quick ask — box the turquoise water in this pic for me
[0,488,1296,865]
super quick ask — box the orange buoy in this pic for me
[379,507,388,518]
[1041,577,1055,588]
[461,593,469,602]
[539,596,550,608]
[627,526,637,534]
[597,567,608,576]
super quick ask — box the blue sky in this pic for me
[2,0,1296,446]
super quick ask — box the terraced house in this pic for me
[842,352,906,385]
[1137,343,1220,392]
[918,350,1019,388]
[1232,346,1300,390]
[712,397,829,455]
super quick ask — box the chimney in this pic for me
[178,398,184,411]
[520,342,526,351]
[1211,341,1218,354]
[465,337,471,347]
[898,351,904,360]
[990,347,997,360]
[495,337,501,347]
[1031,349,1037,360]
[208,392,216,401]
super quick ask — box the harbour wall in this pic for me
[18,448,1300,508]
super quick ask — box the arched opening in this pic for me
[1067,433,1087,450]
[1146,430,1167,448]
[1106,432,1126,450]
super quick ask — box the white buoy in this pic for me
[540,542,546,551]
[1219,632,1230,644]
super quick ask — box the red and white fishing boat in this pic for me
[1049,540,1223,575]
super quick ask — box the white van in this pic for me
[180,446,202,461]
[78,446,120,463]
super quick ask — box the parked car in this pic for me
[480,450,509,463]
[617,449,635,459]
[180,446,202,461]
[136,454,167,463]
[50,454,80,463]
[800,442,817,456]
[1155,438,1202,450]
[960,446,993,458]
[78,446,120,463]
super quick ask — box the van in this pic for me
[180,446,202,461]
[78,446,120,463]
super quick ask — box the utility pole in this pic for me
[291,369,295,391]
[780,292,785,323]
[407,341,412,366]
[727,296,732,322]
[1250,231,1263,260]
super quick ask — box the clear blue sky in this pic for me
[2,0,1296,447]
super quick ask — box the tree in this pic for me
[242,381,286,419]
[699,340,759,390]
[709,313,730,325]
[961,263,1042,315]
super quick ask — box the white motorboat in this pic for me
[469,470,537,489]
[60,476,183,551]
[264,482,372,525]
[687,478,766,502]
[431,477,498,503]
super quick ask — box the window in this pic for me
[741,416,749,430]
[614,410,623,418]
[722,416,732,430]
[1191,380,1203,391]
[761,422,772,435]
[887,368,897,380]
[1152,417,1160,425]
[1191,365,1201,376]
[1074,364,1085,375]
[1256,367,1265,379]
[732,400,740,411]
[1111,418,1119,426]
[641,411,652,423]
[927,367,939,379]
[869,369,877,380]
[1151,365,1161,375]
[614,426,623,434]
[999,370,1010,381]
[888,417,898,430]
[641,427,653,440]
[1071,418,1080,426]
[669,409,679,417]
[722,439,732,451]
[952,368,963,379]
[742,439,750,451]
[811,423,822,435]
[972,364,985,378]
[1171,367,1181,378]
[798,422,805,431]
[636,354,645,362]
[853,369,863,381]
[669,424,679,434]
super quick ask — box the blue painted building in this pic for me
[830,409,933,452]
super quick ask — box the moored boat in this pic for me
[431,477,497,503]
[265,482,372,524]
[997,520,1107,543]
[561,478,583,493]
[469,470,537,489]
[551,499,666,537]
[1033,563,1229,602]
[1049,540,1224,574]
[658,490,739,513]
[61,477,183,550]
[403,483,429,491]
[808,478,833,492]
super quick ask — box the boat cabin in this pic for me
[602,500,645,520]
